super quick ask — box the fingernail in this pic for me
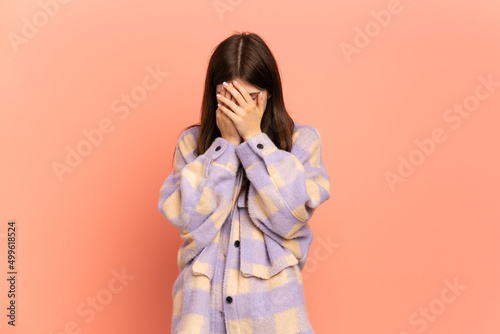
[223,82,228,87]
[233,80,237,85]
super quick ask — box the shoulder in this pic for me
[176,124,200,155]
[178,124,200,141]
[292,121,322,147]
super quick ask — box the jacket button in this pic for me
[215,145,221,151]
[257,143,264,149]
[226,296,233,303]
[234,240,240,247]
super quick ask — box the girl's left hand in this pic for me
[216,80,264,141]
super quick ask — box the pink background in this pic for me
[1,0,499,333]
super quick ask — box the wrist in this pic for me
[221,135,240,145]
[242,131,262,142]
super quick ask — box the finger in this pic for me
[223,82,246,108]
[218,83,229,109]
[230,80,253,105]
[231,95,240,113]
[223,83,231,108]
[218,103,237,122]
[216,109,222,129]
[257,91,264,113]
[217,107,228,120]
[217,92,241,116]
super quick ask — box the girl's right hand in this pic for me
[216,85,242,146]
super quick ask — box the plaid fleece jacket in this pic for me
[158,121,331,333]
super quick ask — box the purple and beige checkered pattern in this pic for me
[158,121,331,333]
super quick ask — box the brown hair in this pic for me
[171,31,295,204]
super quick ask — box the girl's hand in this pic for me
[216,84,242,146]
[216,80,264,141]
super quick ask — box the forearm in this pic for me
[235,128,331,239]
[159,136,241,233]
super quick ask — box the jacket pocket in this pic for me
[191,238,219,281]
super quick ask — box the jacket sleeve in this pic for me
[158,127,241,268]
[235,125,331,240]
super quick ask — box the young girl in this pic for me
[158,32,331,334]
